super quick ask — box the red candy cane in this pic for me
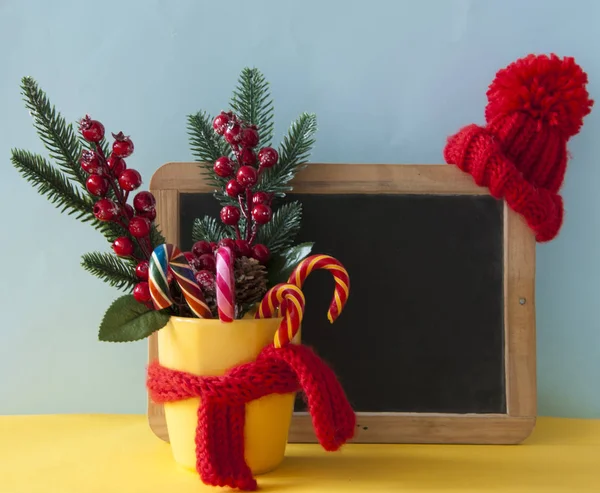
[215,246,235,322]
[255,283,305,348]
[287,254,350,323]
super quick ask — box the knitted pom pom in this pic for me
[485,53,593,137]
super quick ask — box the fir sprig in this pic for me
[187,111,229,182]
[20,76,87,187]
[81,252,138,291]
[256,201,303,255]
[258,112,317,197]
[11,149,94,220]
[192,216,231,244]
[230,68,275,147]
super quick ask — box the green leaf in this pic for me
[258,113,317,197]
[20,76,87,187]
[98,295,170,342]
[257,201,302,255]
[81,252,138,291]
[230,67,275,147]
[11,149,93,220]
[192,215,231,243]
[267,242,314,288]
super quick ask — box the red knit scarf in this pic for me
[147,343,355,490]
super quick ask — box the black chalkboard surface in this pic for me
[148,162,537,445]
[179,193,505,414]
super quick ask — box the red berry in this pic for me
[123,204,134,218]
[252,204,272,224]
[237,165,258,188]
[135,260,149,280]
[252,191,270,205]
[118,169,142,191]
[133,282,151,303]
[133,191,156,213]
[258,147,278,168]
[224,123,242,144]
[192,240,212,257]
[129,216,151,237]
[220,205,241,225]
[214,156,234,178]
[195,270,215,291]
[198,253,216,273]
[80,115,105,143]
[107,155,126,176]
[183,251,195,267]
[80,150,102,174]
[112,236,134,257]
[86,174,109,196]
[239,147,256,166]
[240,126,259,147]
[139,209,156,222]
[93,198,119,221]
[111,132,134,157]
[210,242,217,251]
[218,238,237,251]
[226,179,244,197]
[235,239,252,257]
[212,112,230,135]
[252,244,271,264]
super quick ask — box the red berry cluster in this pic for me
[79,115,156,308]
[211,111,279,263]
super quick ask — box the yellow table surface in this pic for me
[1,415,599,492]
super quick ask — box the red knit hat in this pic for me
[444,53,593,241]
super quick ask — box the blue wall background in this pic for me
[1,0,598,418]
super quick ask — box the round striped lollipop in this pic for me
[149,243,212,319]
[255,283,305,348]
[287,254,350,323]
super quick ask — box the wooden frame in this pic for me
[147,162,536,445]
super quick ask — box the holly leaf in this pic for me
[98,295,170,342]
[267,242,314,288]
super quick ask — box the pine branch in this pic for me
[256,201,302,254]
[11,149,130,243]
[187,111,229,180]
[230,68,275,147]
[149,224,166,251]
[192,216,231,243]
[11,149,94,220]
[258,113,317,196]
[81,252,138,291]
[20,76,87,187]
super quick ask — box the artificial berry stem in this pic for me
[93,143,151,260]
[245,188,253,241]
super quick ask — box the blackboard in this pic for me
[148,162,537,445]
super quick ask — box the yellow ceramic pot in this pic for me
[157,315,298,475]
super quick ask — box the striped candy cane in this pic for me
[149,244,212,318]
[215,246,235,322]
[255,283,305,348]
[288,254,350,323]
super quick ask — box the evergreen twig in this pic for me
[230,68,275,147]
[192,216,231,244]
[20,76,87,187]
[81,252,138,291]
[258,113,317,196]
[187,111,229,180]
[256,201,303,254]
[11,149,94,220]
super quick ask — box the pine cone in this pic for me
[234,256,268,316]
[201,256,268,319]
